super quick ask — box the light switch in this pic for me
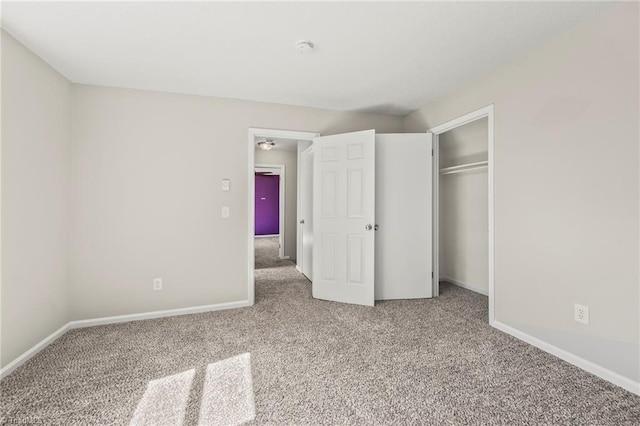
[221,206,230,218]
[222,179,230,191]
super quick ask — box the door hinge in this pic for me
[431,271,434,278]
[431,149,434,156]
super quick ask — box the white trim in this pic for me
[440,276,489,296]
[254,163,285,258]
[248,128,320,306]
[0,322,71,379]
[254,167,282,175]
[429,105,493,135]
[431,134,439,297]
[493,321,640,396]
[1,300,251,379]
[487,106,495,326]
[255,234,279,238]
[428,104,495,324]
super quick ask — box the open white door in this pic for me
[312,130,375,306]
[300,146,314,281]
[375,133,433,300]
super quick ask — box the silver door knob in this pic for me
[300,220,305,224]
[365,224,373,231]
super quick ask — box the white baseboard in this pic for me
[255,234,279,238]
[440,276,488,296]
[0,299,251,380]
[295,265,302,273]
[280,256,291,260]
[492,320,640,396]
[68,300,251,329]
[0,322,71,379]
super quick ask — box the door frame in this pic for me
[427,104,495,324]
[254,164,285,257]
[248,128,320,305]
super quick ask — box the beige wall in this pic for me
[405,4,639,381]
[254,148,298,260]
[439,118,488,294]
[71,84,402,320]
[1,31,72,368]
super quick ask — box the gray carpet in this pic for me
[254,237,294,271]
[1,238,639,425]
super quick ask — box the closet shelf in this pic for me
[439,161,488,175]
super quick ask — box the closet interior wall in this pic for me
[439,118,489,295]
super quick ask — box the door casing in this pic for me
[427,104,495,324]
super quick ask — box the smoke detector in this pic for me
[295,40,314,54]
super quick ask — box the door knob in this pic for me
[365,224,373,231]
[374,224,379,231]
[300,220,305,224]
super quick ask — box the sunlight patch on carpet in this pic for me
[130,368,195,426]
[198,353,255,426]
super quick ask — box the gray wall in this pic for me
[439,118,488,294]
[1,31,72,367]
[405,4,639,381]
[70,84,403,320]
[254,148,298,260]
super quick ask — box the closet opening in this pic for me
[429,105,495,323]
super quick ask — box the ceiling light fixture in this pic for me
[295,40,314,54]
[257,140,275,151]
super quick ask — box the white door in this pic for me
[375,133,433,300]
[312,130,376,306]
[300,146,314,281]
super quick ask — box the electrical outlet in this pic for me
[574,303,589,325]
[153,278,163,291]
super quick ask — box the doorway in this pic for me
[428,104,495,324]
[247,128,320,305]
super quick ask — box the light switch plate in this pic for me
[221,206,230,218]
[222,179,230,191]
[153,278,162,291]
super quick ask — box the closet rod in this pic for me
[439,160,488,175]
[440,164,488,175]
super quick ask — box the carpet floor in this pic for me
[1,237,639,425]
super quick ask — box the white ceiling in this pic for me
[1,1,612,116]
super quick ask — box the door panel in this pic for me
[300,147,314,280]
[313,130,375,306]
[374,133,433,300]
[254,174,280,236]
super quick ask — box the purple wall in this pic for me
[255,174,280,235]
